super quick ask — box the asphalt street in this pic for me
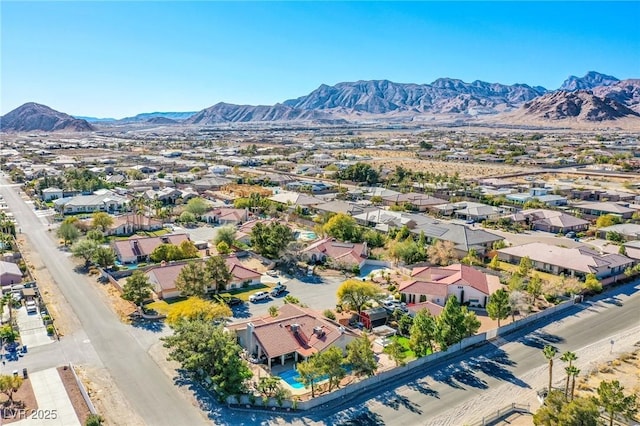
[0,176,209,426]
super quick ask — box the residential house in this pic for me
[359,307,388,329]
[498,242,633,280]
[112,233,191,264]
[101,214,163,236]
[572,202,635,220]
[301,237,368,269]
[191,176,232,191]
[201,208,249,226]
[268,192,324,214]
[146,255,261,299]
[0,260,22,286]
[508,209,589,234]
[399,264,502,308]
[351,209,433,232]
[597,224,640,241]
[381,193,447,212]
[41,187,63,202]
[228,304,357,368]
[53,189,129,214]
[411,222,503,257]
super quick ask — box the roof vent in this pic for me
[313,326,324,337]
[290,323,300,333]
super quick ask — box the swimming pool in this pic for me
[278,364,353,389]
[295,230,317,241]
[114,261,138,270]
[359,264,391,279]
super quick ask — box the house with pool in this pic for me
[228,304,358,369]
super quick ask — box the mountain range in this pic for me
[2,72,639,132]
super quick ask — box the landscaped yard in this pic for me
[394,336,420,360]
[497,260,563,285]
[146,297,190,316]
[219,283,270,301]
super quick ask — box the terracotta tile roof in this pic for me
[302,237,367,266]
[237,304,356,359]
[407,301,444,317]
[400,263,493,295]
[113,233,190,259]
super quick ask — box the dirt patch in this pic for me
[57,366,91,425]
[0,377,37,424]
[75,365,146,426]
[575,347,640,400]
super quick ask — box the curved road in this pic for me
[0,176,208,426]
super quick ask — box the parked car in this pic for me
[249,291,270,302]
[266,270,278,277]
[223,296,244,306]
[270,283,287,297]
[25,300,37,313]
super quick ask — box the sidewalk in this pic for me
[15,306,53,348]
[14,368,80,426]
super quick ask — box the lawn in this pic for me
[395,336,419,360]
[219,284,270,301]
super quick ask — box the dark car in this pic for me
[224,296,244,306]
[270,284,287,297]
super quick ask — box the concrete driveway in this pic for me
[15,306,53,349]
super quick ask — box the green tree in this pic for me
[436,296,478,349]
[461,248,481,266]
[166,297,231,326]
[345,333,377,377]
[256,377,282,398]
[597,380,638,426]
[487,289,511,327]
[184,197,209,217]
[518,256,533,276]
[397,313,413,336]
[319,346,346,391]
[560,351,578,399]
[86,229,104,242]
[384,338,407,366]
[175,262,208,297]
[91,212,114,231]
[527,274,543,301]
[205,255,232,294]
[122,270,154,307]
[71,239,99,265]
[362,229,386,248]
[336,162,379,184]
[93,246,116,268]
[250,222,294,259]
[533,390,599,426]
[150,243,182,262]
[543,345,558,395]
[596,214,621,229]
[57,222,81,246]
[296,355,323,397]
[178,240,199,259]
[322,213,361,242]
[162,320,251,396]
[0,325,19,343]
[216,241,231,255]
[178,211,196,224]
[336,279,379,314]
[409,308,438,356]
[565,365,580,401]
[0,374,24,406]
[583,274,602,294]
[488,254,500,270]
[214,226,236,247]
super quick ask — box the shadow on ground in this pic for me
[131,318,166,333]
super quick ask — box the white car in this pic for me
[25,300,37,313]
[249,291,270,302]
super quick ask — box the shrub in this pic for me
[323,309,336,320]
[85,414,104,426]
[46,325,55,335]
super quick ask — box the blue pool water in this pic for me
[295,231,317,241]
[359,264,388,278]
[278,365,353,389]
[114,261,138,270]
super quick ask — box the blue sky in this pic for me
[2,1,639,118]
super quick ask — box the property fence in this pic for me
[472,403,531,426]
[68,363,97,415]
[227,296,581,411]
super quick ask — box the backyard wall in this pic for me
[233,297,580,411]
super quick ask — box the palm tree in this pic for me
[561,351,578,399]
[565,365,580,401]
[543,345,558,395]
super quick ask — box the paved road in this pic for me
[0,177,208,426]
